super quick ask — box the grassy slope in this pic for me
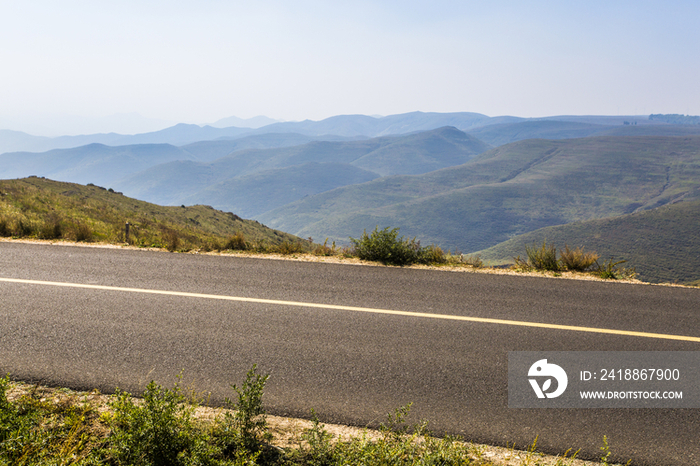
[473,199,700,285]
[258,136,700,253]
[0,177,303,251]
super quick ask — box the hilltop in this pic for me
[0,177,304,252]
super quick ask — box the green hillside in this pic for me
[0,177,304,252]
[180,162,380,218]
[258,136,700,254]
[474,200,700,285]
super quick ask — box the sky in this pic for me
[1,0,699,135]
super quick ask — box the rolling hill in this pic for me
[257,136,700,254]
[113,126,492,209]
[473,200,700,285]
[466,120,700,147]
[179,162,381,218]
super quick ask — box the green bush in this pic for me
[107,380,219,466]
[418,244,447,265]
[218,365,272,458]
[350,226,423,266]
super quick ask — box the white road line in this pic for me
[2,277,700,343]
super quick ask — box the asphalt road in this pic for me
[1,241,699,465]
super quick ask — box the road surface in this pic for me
[1,241,699,465]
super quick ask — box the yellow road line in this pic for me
[2,277,700,343]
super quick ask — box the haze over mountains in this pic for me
[2,111,700,283]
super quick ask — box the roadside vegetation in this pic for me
[513,241,636,280]
[1,177,648,283]
[1,371,624,466]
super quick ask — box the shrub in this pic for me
[16,218,35,237]
[559,245,598,271]
[275,241,304,255]
[350,226,422,266]
[515,240,560,271]
[0,216,10,237]
[38,215,63,239]
[225,231,247,251]
[313,238,336,256]
[163,228,181,252]
[459,254,483,268]
[596,258,636,280]
[107,380,219,466]
[71,222,93,242]
[218,365,272,457]
[418,244,447,265]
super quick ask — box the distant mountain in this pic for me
[0,129,126,154]
[106,123,251,146]
[210,115,281,129]
[0,143,194,188]
[257,136,700,253]
[246,111,516,138]
[0,112,174,139]
[179,132,358,162]
[466,120,700,147]
[114,127,492,209]
[4,111,680,155]
[466,121,613,147]
[649,114,700,125]
[0,124,254,155]
[473,199,700,285]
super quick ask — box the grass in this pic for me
[0,177,310,254]
[475,198,700,284]
[513,241,635,280]
[0,373,628,466]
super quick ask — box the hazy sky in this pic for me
[1,0,698,135]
